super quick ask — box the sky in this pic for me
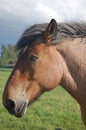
[0,0,86,46]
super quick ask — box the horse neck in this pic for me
[57,38,86,105]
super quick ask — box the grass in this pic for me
[0,70,85,130]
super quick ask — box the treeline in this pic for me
[0,44,18,67]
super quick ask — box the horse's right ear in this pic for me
[44,19,57,42]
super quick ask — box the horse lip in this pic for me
[15,103,28,118]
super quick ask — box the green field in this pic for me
[0,70,85,130]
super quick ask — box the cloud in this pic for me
[38,0,86,22]
[0,0,86,27]
[0,0,86,44]
[35,2,63,22]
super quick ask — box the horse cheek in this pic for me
[38,66,62,91]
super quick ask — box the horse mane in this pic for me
[17,22,86,50]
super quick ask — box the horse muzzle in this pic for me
[4,98,28,118]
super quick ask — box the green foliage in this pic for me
[0,44,17,66]
[0,70,85,130]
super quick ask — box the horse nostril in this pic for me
[6,99,15,114]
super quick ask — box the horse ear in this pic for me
[44,19,57,41]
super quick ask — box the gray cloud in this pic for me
[0,0,86,44]
[0,0,86,26]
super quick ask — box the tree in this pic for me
[0,44,17,67]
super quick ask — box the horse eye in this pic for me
[30,55,38,63]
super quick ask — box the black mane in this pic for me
[17,21,86,50]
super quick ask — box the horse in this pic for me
[2,19,86,127]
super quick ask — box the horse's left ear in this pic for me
[44,19,57,42]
